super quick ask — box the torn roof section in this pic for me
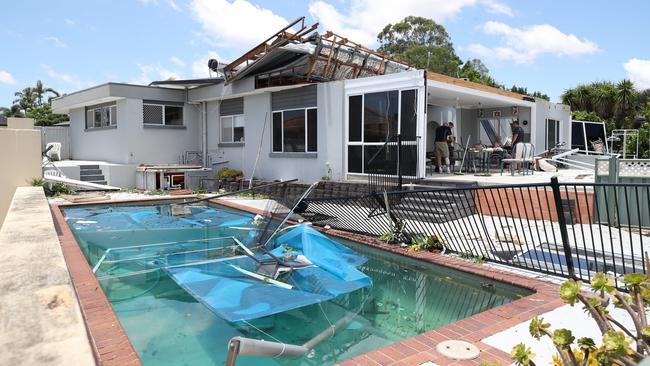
[222,16,414,88]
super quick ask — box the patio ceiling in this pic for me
[427,79,535,110]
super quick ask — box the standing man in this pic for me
[510,120,525,170]
[511,121,525,146]
[434,122,454,173]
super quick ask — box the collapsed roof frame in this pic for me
[223,16,413,86]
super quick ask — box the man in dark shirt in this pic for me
[434,122,453,173]
[511,121,525,146]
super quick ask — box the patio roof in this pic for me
[427,72,536,109]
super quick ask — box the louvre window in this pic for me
[85,103,116,130]
[143,101,184,126]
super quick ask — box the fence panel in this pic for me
[301,180,650,289]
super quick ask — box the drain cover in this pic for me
[436,340,480,360]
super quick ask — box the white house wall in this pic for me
[534,99,572,151]
[68,98,201,165]
[206,82,346,183]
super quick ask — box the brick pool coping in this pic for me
[50,198,565,366]
[51,204,141,366]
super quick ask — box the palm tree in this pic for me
[13,87,36,114]
[32,80,60,106]
[591,82,615,119]
[615,79,636,124]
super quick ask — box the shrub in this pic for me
[408,235,444,252]
[217,168,243,181]
[44,182,74,197]
[512,271,650,366]
[30,178,44,187]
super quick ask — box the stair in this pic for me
[389,190,476,223]
[79,165,107,185]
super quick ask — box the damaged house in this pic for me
[51,16,571,188]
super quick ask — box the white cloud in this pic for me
[132,63,181,84]
[139,0,181,11]
[480,0,513,17]
[64,18,75,25]
[44,36,69,48]
[0,70,16,85]
[468,21,599,64]
[170,56,186,68]
[308,0,512,46]
[624,58,650,90]
[190,0,289,50]
[41,64,86,90]
[192,51,222,78]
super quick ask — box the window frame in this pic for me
[545,118,560,150]
[220,114,245,143]
[271,107,317,153]
[142,102,184,127]
[345,88,419,175]
[85,103,117,130]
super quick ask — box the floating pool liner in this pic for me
[164,224,372,322]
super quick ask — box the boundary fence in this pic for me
[300,177,650,289]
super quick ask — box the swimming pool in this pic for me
[63,201,532,366]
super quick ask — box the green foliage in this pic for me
[377,16,461,76]
[552,329,575,349]
[146,190,166,196]
[408,235,444,252]
[571,110,603,122]
[2,80,67,126]
[510,85,550,101]
[29,178,44,187]
[559,279,581,305]
[379,231,397,243]
[120,188,141,193]
[44,182,74,197]
[217,168,244,181]
[511,343,535,366]
[193,188,208,194]
[514,271,649,365]
[27,103,69,126]
[529,317,551,339]
[458,252,487,264]
[458,59,501,88]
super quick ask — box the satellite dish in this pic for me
[208,59,220,72]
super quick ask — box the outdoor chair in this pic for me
[500,143,535,176]
[46,142,62,161]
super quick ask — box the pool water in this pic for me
[63,202,532,366]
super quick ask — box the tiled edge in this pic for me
[320,229,562,366]
[210,200,563,366]
[50,204,142,366]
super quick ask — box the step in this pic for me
[79,165,100,170]
[80,175,105,182]
[80,169,103,175]
[88,181,107,185]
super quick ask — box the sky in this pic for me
[2,0,650,107]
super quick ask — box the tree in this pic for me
[510,85,550,101]
[614,79,637,127]
[27,103,69,126]
[377,16,461,76]
[0,105,25,118]
[458,59,502,88]
[13,87,36,115]
[32,80,59,106]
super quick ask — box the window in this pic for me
[272,108,317,153]
[220,115,245,143]
[571,120,607,152]
[347,89,418,175]
[545,119,560,150]
[364,90,398,142]
[85,103,117,129]
[142,101,184,126]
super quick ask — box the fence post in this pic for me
[397,134,402,190]
[550,177,576,280]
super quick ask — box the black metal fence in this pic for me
[300,178,650,288]
[366,135,421,194]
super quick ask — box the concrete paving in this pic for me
[0,187,95,365]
